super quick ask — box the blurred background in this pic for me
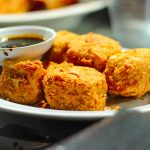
[1,0,150,48]
[0,0,109,34]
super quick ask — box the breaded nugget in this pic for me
[66,32,121,72]
[0,59,46,104]
[0,0,29,13]
[104,49,150,97]
[44,30,78,63]
[43,63,107,111]
[44,0,78,9]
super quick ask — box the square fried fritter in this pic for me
[44,30,78,63]
[0,59,46,104]
[66,32,121,72]
[104,48,150,97]
[43,62,107,110]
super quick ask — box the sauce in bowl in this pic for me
[0,33,45,48]
[0,25,56,66]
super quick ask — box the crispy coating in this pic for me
[0,59,46,104]
[43,63,107,110]
[125,48,150,59]
[104,48,150,97]
[0,0,30,13]
[66,32,121,72]
[44,30,78,63]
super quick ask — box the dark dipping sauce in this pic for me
[0,34,45,48]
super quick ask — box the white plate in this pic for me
[0,94,149,121]
[0,0,107,30]
[0,47,149,121]
[0,48,150,121]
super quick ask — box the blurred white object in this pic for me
[0,0,107,30]
[108,0,150,48]
[0,26,55,65]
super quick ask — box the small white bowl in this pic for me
[0,25,56,66]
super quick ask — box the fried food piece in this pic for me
[0,59,46,104]
[104,48,150,97]
[66,32,121,72]
[44,0,78,9]
[43,62,107,110]
[0,0,30,14]
[125,48,150,59]
[44,30,78,63]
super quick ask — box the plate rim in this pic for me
[0,0,106,23]
[0,95,150,121]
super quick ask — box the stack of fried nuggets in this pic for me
[0,31,150,111]
[47,31,121,72]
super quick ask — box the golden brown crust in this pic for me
[0,0,30,13]
[43,63,107,110]
[66,32,121,72]
[0,59,46,104]
[125,48,150,59]
[43,30,78,63]
[104,49,150,97]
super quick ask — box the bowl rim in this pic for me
[0,25,56,50]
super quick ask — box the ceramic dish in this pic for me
[0,26,56,65]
